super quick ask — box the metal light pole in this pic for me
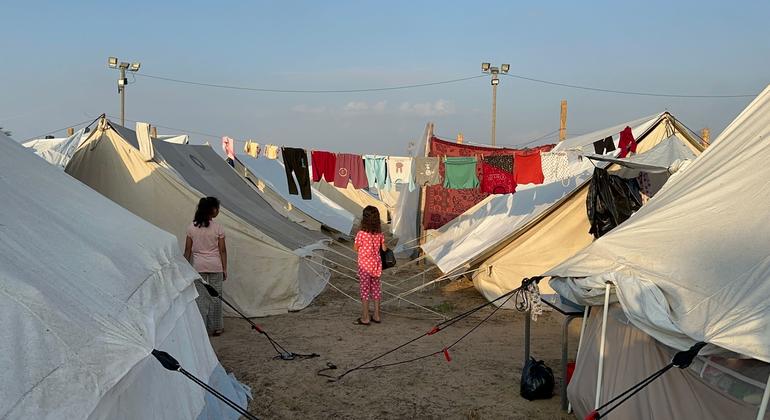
[108,57,141,126]
[481,62,510,146]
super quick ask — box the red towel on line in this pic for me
[513,150,544,185]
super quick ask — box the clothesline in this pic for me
[222,127,635,209]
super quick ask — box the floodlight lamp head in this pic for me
[481,62,491,72]
[118,62,130,70]
[108,57,118,68]
[501,63,510,73]
[130,62,141,72]
[491,76,500,86]
[490,67,499,75]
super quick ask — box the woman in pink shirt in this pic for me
[353,206,387,325]
[184,197,228,336]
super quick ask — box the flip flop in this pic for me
[354,318,370,326]
[371,318,381,324]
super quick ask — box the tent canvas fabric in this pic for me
[232,157,323,231]
[473,113,703,300]
[151,140,329,251]
[235,155,356,235]
[0,132,249,419]
[587,134,697,175]
[547,85,770,362]
[421,156,594,274]
[313,179,390,226]
[23,127,88,169]
[66,118,330,317]
[418,113,703,302]
[568,306,766,420]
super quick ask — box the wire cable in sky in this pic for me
[104,114,221,139]
[135,70,757,98]
[22,116,101,142]
[502,73,756,98]
[136,73,486,93]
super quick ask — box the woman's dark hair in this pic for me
[193,197,220,228]
[360,205,381,234]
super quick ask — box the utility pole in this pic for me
[481,62,510,146]
[559,100,568,141]
[108,57,141,126]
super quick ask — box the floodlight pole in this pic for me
[108,57,141,127]
[481,62,509,147]
[120,67,126,126]
[491,82,498,146]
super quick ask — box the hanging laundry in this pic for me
[334,153,368,189]
[281,147,312,199]
[513,150,545,185]
[264,144,280,159]
[592,136,616,155]
[363,155,389,189]
[244,140,260,158]
[540,151,571,183]
[443,157,479,190]
[618,126,637,158]
[386,156,416,192]
[480,155,515,194]
[414,157,441,187]
[311,150,337,183]
[222,136,235,167]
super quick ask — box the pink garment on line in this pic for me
[334,153,368,189]
[186,221,225,273]
[222,136,235,160]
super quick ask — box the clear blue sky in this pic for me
[1,0,767,154]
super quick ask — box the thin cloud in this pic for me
[399,99,455,117]
[292,104,327,114]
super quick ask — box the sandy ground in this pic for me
[212,243,581,419]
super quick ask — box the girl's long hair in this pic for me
[360,205,381,234]
[193,197,220,228]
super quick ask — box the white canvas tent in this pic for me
[419,112,704,300]
[0,132,249,419]
[313,179,390,226]
[66,118,330,317]
[547,85,770,419]
[23,127,88,169]
[235,155,355,235]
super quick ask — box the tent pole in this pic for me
[757,372,770,420]
[415,122,433,264]
[568,305,590,413]
[594,283,611,410]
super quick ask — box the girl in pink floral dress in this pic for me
[353,206,387,325]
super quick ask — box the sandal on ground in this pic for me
[354,318,370,326]
[371,318,381,324]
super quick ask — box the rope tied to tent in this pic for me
[585,341,707,419]
[320,277,543,381]
[202,283,319,361]
[151,349,259,420]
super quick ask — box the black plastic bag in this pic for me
[586,168,642,238]
[520,357,554,401]
[380,248,397,270]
